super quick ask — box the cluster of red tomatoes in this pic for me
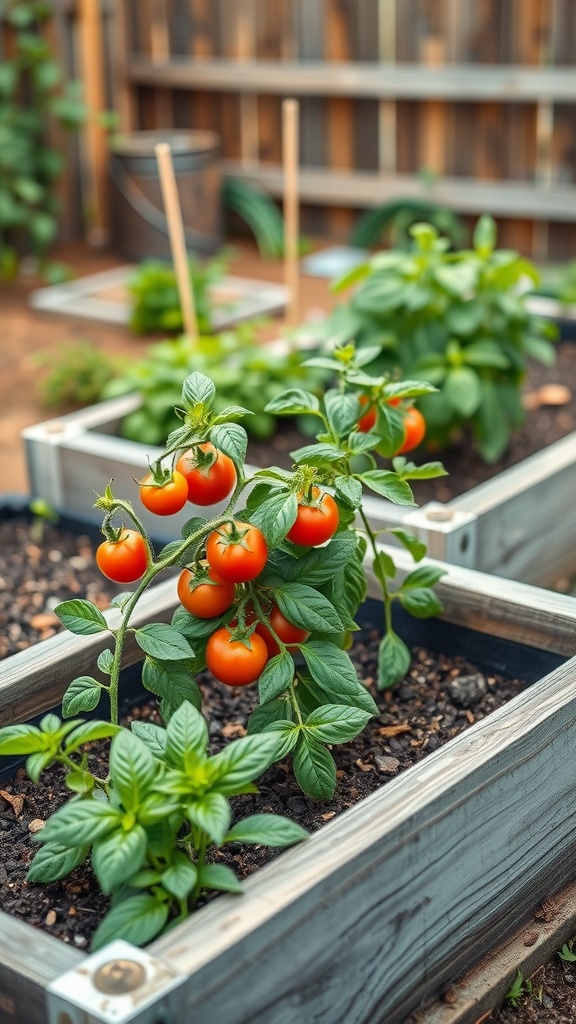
[96,442,340,688]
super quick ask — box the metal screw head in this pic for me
[93,958,147,994]
[425,507,454,523]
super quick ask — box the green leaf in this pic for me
[399,587,443,618]
[378,631,411,690]
[64,721,121,754]
[388,528,427,563]
[248,490,298,547]
[161,856,198,900]
[97,649,114,675]
[522,334,557,366]
[182,372,215,407]
[373,550,396,582]
[55,599,108,635]
[92,825,147,893]
[110,592,134,611]
[210,422,248,467]
[334,475,363,509]
[187,792,231,844]
[247,699,293,734]
[40,799,120,848]
[293,734,337,801]
[304,704,372,744]
[399,461,448,481]
[264,389,320,415]
[91,894,169,951]
[61,676,102,718]
[165,701,208,770]
[197,863,243,894]
[225,813,308,847]
[434,261,479,296]
[463,339,510,369]
[135,623,194,661]
[402,565,447,589]
[27,842,89,884]
[0,724,47,756]
[301,642,377,714]
[360,471,416,506]
[208,733,279,795]
[473,213,497,254]
[109,730,157,810]
[130,721,168,760]
[262,721,301,759]
[374,402,406,458]
[346,431,380,456]
[289,442,347,466]
[443,367,482,417]
[258,652,295,703]
[172,606,226,641]
[325,391,361,439]
[26,751,57,782]
[283,533,357,586]
[142,658,202,710]
[275,584,344,634]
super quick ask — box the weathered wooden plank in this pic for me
[126,56,576,100]
[222,161,576,220]
[0,917,82,1024]
[148,649,576,1024]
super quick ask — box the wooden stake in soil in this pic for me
[155,142,199,342]
[282,98,300,325]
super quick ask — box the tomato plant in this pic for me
[255,605,310,657]
[139,469,188,516]
[176,442,236,506]
[206,627,269,686]
[96,529,148,583]
[287,488,339,547]
[358,395,377,432]
[394,406,426,455]
[206,521,268,582]
[177,563,235,618]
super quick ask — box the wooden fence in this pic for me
[5,0,576,259]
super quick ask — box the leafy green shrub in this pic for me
[36,340,121,409]
[313,216,558,463]
[128,252,229,335]
[102,328,330,444]
[0,0,86,278]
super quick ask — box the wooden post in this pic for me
[149,0,172,127]
[78,0,109,245]
[155,143,199,342]
[282,98,299,326]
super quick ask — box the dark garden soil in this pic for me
[488,958,576,1024]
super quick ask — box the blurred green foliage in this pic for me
[127,253,230,335]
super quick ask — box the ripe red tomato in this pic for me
[176,443,236,506]
[287,488,339,547]
[394,406,426,455]
[358,396,377,433]
[256,605,310,657]
[177,563,235,618]
[96,529,148,583]
[206,521,268,583]
[139,470,188,516]
[206,627,269,686]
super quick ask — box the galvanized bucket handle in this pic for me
[109,155,218,256]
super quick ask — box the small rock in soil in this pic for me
[447,672,487,708]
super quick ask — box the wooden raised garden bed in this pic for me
[2,545,576,1024]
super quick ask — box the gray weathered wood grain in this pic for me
[0,917,82,1024]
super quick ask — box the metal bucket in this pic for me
[108,129,222,261]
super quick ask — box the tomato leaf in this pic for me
[142,657,202,710]
[97,649,114,675]
[303,704,373,744]
[324,390,361,439]
[289,442,347,466]
[401,565,447,589]
[301,642,377,714]
[247,699,293,734]
[360,470,416,505]
[224,813,308,847]
[334,475,363,509]
[135,623,195,661]
[258,652,295,703]
[61,675,103,718]
[293,734,337,801]
[91,894,169,951]
[378,630,411,690]
[264,388,320,415]
[248,490,298,547]
[387,528,427,563]
[399,587,443,618]
[181,371,215,408]
[55,599,109,635]
[275,583,344,634]
[283,532,357,586]
[210,421,248,467]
